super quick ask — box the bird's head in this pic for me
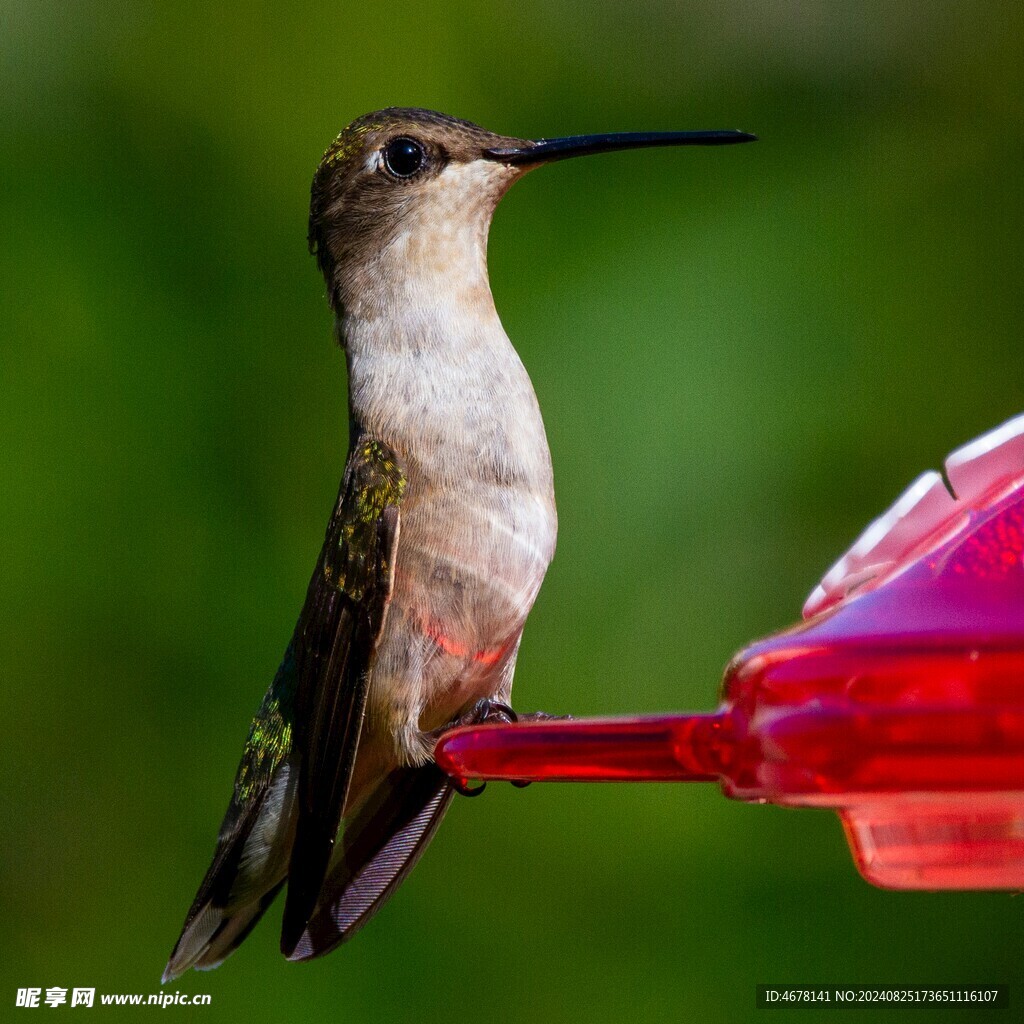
[309,107,755,317]
[308,108,526,315]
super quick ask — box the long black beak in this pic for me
[485,129,757,165]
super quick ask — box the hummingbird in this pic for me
[163,108,755,979]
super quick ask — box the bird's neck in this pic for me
[333,162,505,328]
[337,261,551,491]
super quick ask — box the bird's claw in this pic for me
[443,701,572,795]
[465,699,573,727]
[467,698,518,725]
[450,775,487,797]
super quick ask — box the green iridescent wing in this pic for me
[234,649,296,806]
[280,437,405,956]
[164,646,297,980]
[165,437,405,978]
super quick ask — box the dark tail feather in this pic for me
[163,804,260,983]
[163,764,296,982]
[193,881,284,972]
[164,839,287,982]
[286,765,454,961]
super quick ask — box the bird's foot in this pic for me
[443,701,573,795]
[449,775,487,797]
[464,699,573,727]
[442,699,511,796]
[464,697,518,726]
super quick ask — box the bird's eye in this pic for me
[382,137,426,178]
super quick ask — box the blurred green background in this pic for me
[3,1,1022,1020]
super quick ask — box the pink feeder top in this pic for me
[435,415,1024,890]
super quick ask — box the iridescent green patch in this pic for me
[323,439,406,600]
[318,121,386,174]
[235,647,297,803]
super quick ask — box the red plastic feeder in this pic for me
[436,416,1024,890]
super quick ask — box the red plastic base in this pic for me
[435,416,1024,890]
